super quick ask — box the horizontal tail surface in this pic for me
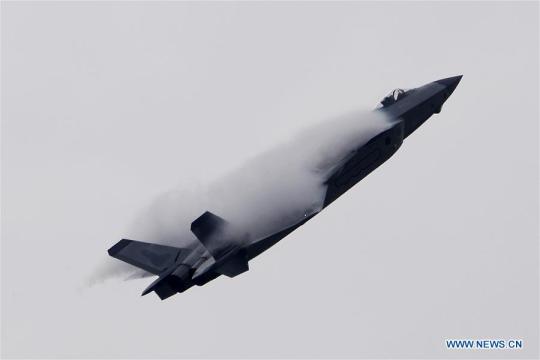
[108,239,187,275]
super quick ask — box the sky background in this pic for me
[2,1,538,359]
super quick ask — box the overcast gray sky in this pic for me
[2,1,538,359]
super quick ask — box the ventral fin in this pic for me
[214,252,249,278]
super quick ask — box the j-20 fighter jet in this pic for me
[108,75,463,300]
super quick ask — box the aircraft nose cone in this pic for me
[436,75,463,95]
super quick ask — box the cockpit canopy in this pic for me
[378,88,409,108]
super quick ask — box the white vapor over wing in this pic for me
[93,109,393,281]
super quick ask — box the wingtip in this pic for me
[107,239,132,256]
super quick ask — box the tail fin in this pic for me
[190,211,233,259]
[107,239,188,275]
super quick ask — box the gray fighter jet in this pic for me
[108,75,462,300]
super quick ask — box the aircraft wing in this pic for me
[107,239,188,274]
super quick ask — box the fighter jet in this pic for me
[108,75,462,299]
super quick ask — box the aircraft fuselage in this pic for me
[108,76,462,299]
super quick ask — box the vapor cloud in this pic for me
[93,109,392,281]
